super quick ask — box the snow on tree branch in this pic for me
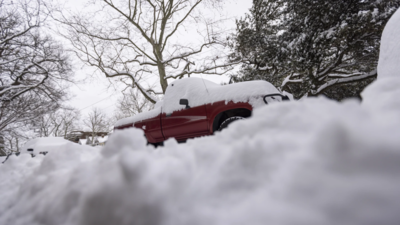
[312,69,377,95]
[232,0,400,100]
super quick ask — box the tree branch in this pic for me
[312,69,377,95]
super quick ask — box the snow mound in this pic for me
[378,7,400,78]
[363,7,400,112]
[2,95,400,225]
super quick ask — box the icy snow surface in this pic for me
[114,78,280,127]
[2,8,400,225]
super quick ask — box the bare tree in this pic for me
[1,130,26,154]
[114,88,155,121]
[84,108,110,145]
[35,114,55,137]
[0,0,73,153]
[57,0,238,103]
[0,0,72,102]
[34,108,80,138]
[0,135,6,156]
[0,93,59,135]
[0,92,58,154]
[58,109,80,138]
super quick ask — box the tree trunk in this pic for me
[158,64,169,94]
[154,44,168,94]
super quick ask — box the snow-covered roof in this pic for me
[162,78,279,114]
[115,78,280,128]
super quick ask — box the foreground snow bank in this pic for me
[1,7,400,225]
[2,90,400,225]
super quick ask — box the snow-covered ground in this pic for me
[1,8,400,225]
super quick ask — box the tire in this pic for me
[218,116,244,131]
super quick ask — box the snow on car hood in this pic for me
[115,78,280,128]
[21,137,73,154]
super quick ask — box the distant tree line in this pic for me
[230,0,400,100]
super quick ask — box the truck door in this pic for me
[160,78,215,141]
[161,103,209,141]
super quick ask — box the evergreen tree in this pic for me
[232,0,400,100]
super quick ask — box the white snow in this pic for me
[78,139,88,145]
[378,8,400,78]
[3,87,400,224]
[21,137,73,154]
[1,7,400,225]
[162,78,280,114]
[97,136,108,143]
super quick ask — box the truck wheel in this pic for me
[218,116,244,131]
[147,141,164,148]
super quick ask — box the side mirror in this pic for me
[263,93,290,104]
[179,99,190,109]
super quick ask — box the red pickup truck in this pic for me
[114,78,289,145]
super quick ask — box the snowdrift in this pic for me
[1,7,400,225]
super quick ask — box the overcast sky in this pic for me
[62,0,253,121]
